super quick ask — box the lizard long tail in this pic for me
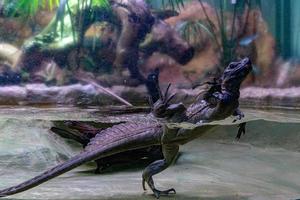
[0,147,111,197]
[0,122,162,197]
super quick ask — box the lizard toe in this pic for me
[153,188,176,199]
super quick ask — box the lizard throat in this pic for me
[221,90,240,104]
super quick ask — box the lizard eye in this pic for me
[228,63,236,69]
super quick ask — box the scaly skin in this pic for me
[0,58,252,198]
[50,69,163,173]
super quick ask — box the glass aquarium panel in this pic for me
[0,1,300,200]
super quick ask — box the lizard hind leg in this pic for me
[142,144,179,199]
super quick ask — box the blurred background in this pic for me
[0,0,299,107]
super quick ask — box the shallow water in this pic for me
[0,106,300,200]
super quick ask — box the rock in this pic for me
[141,53,190,85]
[0,43,21,69]
[0,85,26,104]
[240,87,300,107]
[25,84,112,105]
[0,84,123,106]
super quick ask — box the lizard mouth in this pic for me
[240,57,252,71]
[231,58,252,77]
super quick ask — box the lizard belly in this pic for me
[161,124,217,145]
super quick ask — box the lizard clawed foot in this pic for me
[152,83,176,118]
[160,83,176,105]
[142,177,176,199]
[153,188,176,199]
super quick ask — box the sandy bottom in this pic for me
[1,139,300,199]
[0,107,300,200]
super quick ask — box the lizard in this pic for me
[0,57,252,198]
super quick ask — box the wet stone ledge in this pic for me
[240,86,300,107]
[0,84,149,106]
[0,84,299,107]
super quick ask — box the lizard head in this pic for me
[221,57,252,92]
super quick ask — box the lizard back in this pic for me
[85,121,163,152]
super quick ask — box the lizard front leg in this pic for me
[236,122,246,139]
[142,144,179,199]
[232,108,247,139]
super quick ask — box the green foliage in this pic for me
[46,0,60,10]
[4,0,60,18]
[195,0,257,67]
[92,0,110,8]
[178,20,213,50]
[161,0,185,10]
[3,0,110,20]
